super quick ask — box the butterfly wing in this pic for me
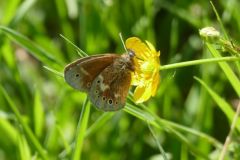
[64,54,120,92]
[89,56,132,111]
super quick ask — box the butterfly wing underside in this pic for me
[64,54,120,92]
[89,58,132,111]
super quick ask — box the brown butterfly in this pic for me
[64,51,135,111]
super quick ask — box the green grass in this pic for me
[1,0,240,159]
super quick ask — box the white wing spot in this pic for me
[80,67,90,76]
[100,83,109,91]
[99,75,104,81]
[98,75,109,91]
[114,93,121,98]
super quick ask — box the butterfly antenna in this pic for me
[119,33,129,54]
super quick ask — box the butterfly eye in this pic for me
[127,49,135,57]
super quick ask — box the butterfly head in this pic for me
[117,50,135,72]
[128,49,135,58]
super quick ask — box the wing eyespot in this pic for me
[75,74,80,77]
[108,99,113,104]
[87,82,91,88]
[102,97,106,101]
[97,80,100,83]
[95,90,99,94]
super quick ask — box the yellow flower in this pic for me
[126,37,160,103]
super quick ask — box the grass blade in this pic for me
[125,104,218,159]
[206,43,240,96]
[43,66,64,77]
[85,112,114,137]
[60,34,88,57]
[33,89,45,138]
[0,26,63,69]
[0,86,48,159]
[72,98,91,160]
[210,1,229,40]
[219,101,240,159]
[18,134,31,160]
[195,77,240,131]
[148,123,168,160]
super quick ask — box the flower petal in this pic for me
[126,37,151,60]
[133,83,152,103]
[126,37,161,103]
[151,71,160,96]
[145,40,156,52]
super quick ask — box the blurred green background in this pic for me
[1,0,240,159]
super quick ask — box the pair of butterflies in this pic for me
[64,37,139,111]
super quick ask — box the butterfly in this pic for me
[64,50,135,111]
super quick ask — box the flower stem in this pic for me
[160,56,240,71]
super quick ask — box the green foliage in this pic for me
[1,0,240,159]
